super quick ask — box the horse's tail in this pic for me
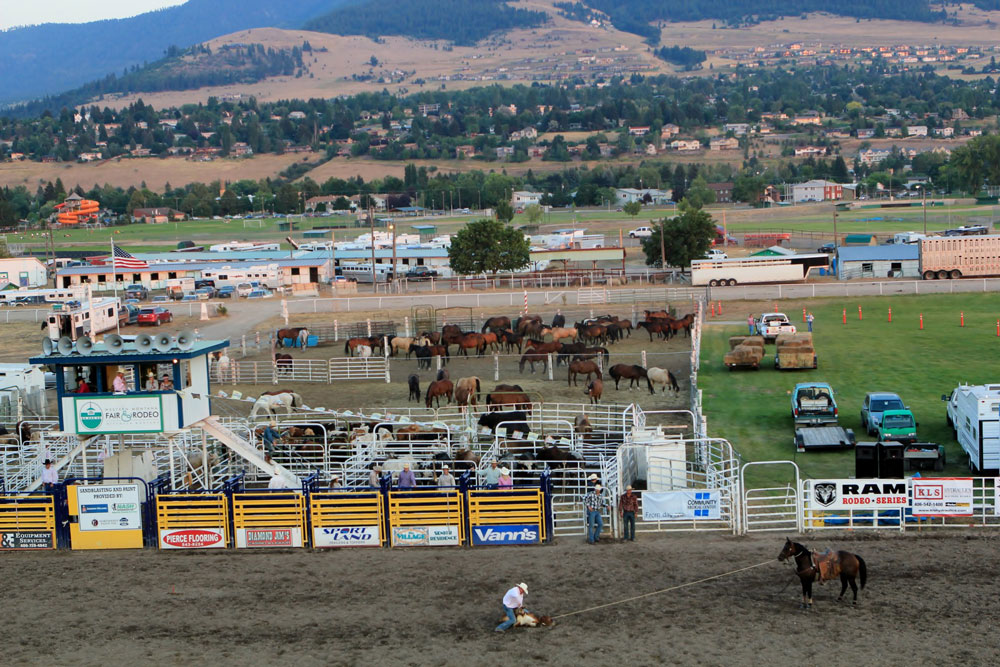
[475,377,481,403]
[344,339,350,355]
[857,554,867,589]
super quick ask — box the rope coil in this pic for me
[551,560,774,620]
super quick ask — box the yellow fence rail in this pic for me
[0,494,56,549]
[156,494,229,549]
[310,491,385,547]
[468,490,546,546]
[386,490,465,547]
[232,492,306,548]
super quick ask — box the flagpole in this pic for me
[111,236,121,334]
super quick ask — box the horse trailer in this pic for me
[919,235,1000,280]
[943,384,1000,473]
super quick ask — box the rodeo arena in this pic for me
[1,286,998,663]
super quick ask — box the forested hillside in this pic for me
[305,0,548,45]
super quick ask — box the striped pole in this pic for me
[523,290,528,315]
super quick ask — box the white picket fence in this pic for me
[215,358,389,384]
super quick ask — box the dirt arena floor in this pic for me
[5,531,999,666]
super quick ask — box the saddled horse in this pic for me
[249,392,303,419]
[425,379,454,408]
[778,538,867,609]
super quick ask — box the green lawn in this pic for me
[699,293,1000,488]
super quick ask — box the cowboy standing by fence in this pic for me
[584,484,607,544]
[494,582,529,633]
[483,460,501,489]
[619,485,638,541]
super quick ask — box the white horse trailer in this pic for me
[945,384,1000,472]
[45,298,121,340]
[690,254,829,287]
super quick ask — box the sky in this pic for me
[0,0,187,30]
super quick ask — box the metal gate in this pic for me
[739,461,801,534]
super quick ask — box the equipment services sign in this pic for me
[313,526,381,548]
[74,396,163,434]
[642,490,721,521]
[0,531,54,549]
[471,524,540,546]
[911,478,974,516]
[809,479,909,510]
[77,484,142,531]
[391,525,460,547]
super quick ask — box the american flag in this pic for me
[111,244,148,269]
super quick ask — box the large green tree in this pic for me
[494,200,515,223]
[641,201,715,269]
[448,218,530,275]
[950,134,1000,193]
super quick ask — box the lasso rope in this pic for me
[551,560,775,620]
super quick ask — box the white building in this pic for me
[791,180,843,203]
[0,257,48,289]
[615,188,673,205]
[511,191,543,208]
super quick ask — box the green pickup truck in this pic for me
[875,409,918,444]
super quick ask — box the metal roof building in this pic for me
[835,244,919,280]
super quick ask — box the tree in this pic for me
[448,218,530,275]
[684,176,716,209]
[641,202,715,269]
[494,200,515,223]
[831,155,849,183]
[623,201,642,218]
[671,165,687,202]
[524,203,543,224]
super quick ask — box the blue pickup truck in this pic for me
[792,382,839,425]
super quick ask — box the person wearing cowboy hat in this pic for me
[584,483,607,544]
[329,475,343,490]
[112,370,128,394]
[497,466,513,489]
[41,458,58,493]
[588,473,601,488]
[619,485,639,541]
[495,582,530,632]
[144,370,159,392]
[368,462,382,489]
[259,420,282,454]
[436,465,456,488]
[483,459,501,489]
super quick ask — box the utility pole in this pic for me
[368,203,376,286]
[659,219,666,273]
[833,208,838,246]
[922,185,927,236]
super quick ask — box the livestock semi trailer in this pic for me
[919,234,1000,280]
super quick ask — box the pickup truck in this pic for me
[876,409,918,444]
[118,304,140,326]
[405,266,438,281]
[125,284,148,300]
[757,312,797,342]
[628,226,653,239]
[860,392,905,435]
[792,382,838,426]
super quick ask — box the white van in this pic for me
[236,283,254,297]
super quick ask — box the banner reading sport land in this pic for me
[74,396,163,434]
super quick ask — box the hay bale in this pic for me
[777,351,816,369]
[729,335,765,350]
[776,332,812,347]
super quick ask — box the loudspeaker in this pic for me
[41,338,54,356]
[135,333,154,353]
[878,442,905,479]
[175,330,195,351]
[57,336,75,355]
[855,442,879,478]
[104,333,124,353]
[77,335,94,355]
[154,334,173,352]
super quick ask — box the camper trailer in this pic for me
[45,298,121,341]
[944,383,1000,472]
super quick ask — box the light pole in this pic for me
[920,184,927,236]
[389,222,397,287]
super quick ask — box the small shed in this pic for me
[411,224,438,239]
[303,229,333,239]
[843,234,877,246]
[836,245,919,280]
[750,246,797,257]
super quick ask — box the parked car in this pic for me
[137,307,173,326]
[180,293,200,302]
[704,249,728,260]
[817,243,836,254]
[236,282,254,298]
[151,295,170,304]
[216,286,235,298]
[629,226,653,239]
[875,409,918,444]
[860,392,905,435]
[246,289,273,299]
[405,266,439,281]
[119,304,141,326]
[125,284,148,300]
[195,286,216,299]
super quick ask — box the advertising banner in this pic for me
[391,525,460,547]
[0,531,54,549]
[471,524,540,546]
[159,528,227,549]
[235,527,304,548]
[642,490,721,521]
[912,478,974,516]
[76,484,142,531]
[74,396,163,434]
[313,526,381,548]
[808,479,909,510]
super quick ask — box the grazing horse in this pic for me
[778,538,867,609]
[646,367,680,393]
[585,378,603,404]
[568,359,602,386]
[518,351,549,374]
[499,329,523,354]
[345,337,373,356]
[609,364,653,393]
[273,353,294,375]
[482,316,511,333]
[481,331,499,352]
[276,327,308,348]
[637,320,670,341]
[485,385,532,412]
[544,327,578,344]
[249,392,303,418]
[407,374,421,402]
[455,376,482,408]
[524,339,562,355]
[644,309,669,321]
[425,379,454,408]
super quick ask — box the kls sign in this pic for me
[809,479,909,510]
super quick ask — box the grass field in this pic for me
[699,293,1000,488]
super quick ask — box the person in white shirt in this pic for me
[495,582,529,632]
[436,465,456,488]
[112,371,128,394]
[268,471,287,490]
[40,459,58,492]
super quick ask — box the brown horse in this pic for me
[666,313,695,338]
[617,319,634,338]
[482,316,511,333]
[578,325,607,345]
[421,331,442,345]
[778,538,867,609]
[568,359,602,386]
[585,378,603,404]
[644,309,669,321]
[481,331,499,351]
[609,364,653,393]
[455,376,482,408]
[524,339,562,355]
[344,337,373,356]
[486,384,532,412]
[273,353,293,375]
[276,327,308,348]
[637,319,670,341]
[424,379,454,408]
[518,351,549,374]
[456,332,487,356]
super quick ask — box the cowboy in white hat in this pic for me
[498,466,513,489]
[437,464,456,488]
[495,582,529,632]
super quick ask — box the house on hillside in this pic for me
[614,188,672,205]
[791,180,843,203]
[511,191,543,208]
[708,182,734,203]
[709,137,739,151]
[793,110,822,125]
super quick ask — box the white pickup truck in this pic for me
[757,312,796,341]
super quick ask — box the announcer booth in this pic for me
[30,332,230,436]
